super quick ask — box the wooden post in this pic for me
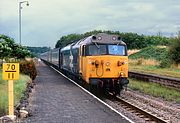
[8,80,14,116]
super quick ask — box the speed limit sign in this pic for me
[2,63,19,80]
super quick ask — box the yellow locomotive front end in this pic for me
[86,55,128,79]
[79,33,129,95]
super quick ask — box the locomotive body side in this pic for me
[60,44,80,75]
[51,48,59,66]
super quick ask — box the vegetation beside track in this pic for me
[129,62,180,78]
[129,46,180,78]
[0,35,37,116]
[128,78,180,103]
[0,59,36,116]
[129,46,169,61]
[0,71,31,116]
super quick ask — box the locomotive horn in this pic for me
[92,36,96,40]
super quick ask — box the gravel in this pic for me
[104,89,180,123]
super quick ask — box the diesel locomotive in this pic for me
[40,33,129,95]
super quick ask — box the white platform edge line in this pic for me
[50,66,135,123]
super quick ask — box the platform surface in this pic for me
[25,62,130,123]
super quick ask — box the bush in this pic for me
[159,58,171,68]
[129,46,172,68]
[20,60,37,80]
[137,57,143,65]
[129,46,169,61]
[169,37,180,64]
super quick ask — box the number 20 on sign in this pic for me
[3,63,19,80]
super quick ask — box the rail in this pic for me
[115,96,168,123]
[128,71,180,90]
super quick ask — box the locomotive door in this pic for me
[79,45,86,77]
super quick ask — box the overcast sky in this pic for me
[0,0,180,48]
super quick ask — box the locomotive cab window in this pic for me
[108,45,126,56]
[88,45,106,55]
[86,44,127,56]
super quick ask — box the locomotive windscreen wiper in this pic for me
[94,42,100,49]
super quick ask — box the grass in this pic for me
[129,46,169,61]
[128,49,140,55]
[129,59,180,78]
[128,46,180,78]
[0,71,31,116]
[128,78,180,103]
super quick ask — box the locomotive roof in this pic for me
[77,33,126,46]
[60,44,72,51]
[61,33,126,51]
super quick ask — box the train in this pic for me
[40,33,129,95]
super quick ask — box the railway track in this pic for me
[108,94,168,123]
[51,65,169,123]
[59,69,172,122]
[129,71,180,90]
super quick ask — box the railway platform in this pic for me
[24,61,131,123]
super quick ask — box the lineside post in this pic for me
[8,80,14,115]
[2,63,19,120]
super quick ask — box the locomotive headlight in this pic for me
[124,61,128,64]
[89,59,95,65]
[106,62,110,66]
[98,36,102,40]
[112,36,116,41]
[119,72,124,77]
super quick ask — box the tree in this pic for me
[0,35,13,59]
[55,30,104,48]
[177,31,180,38]
[13,45,31,59]
[0,34,32,60]
[55,30,172,49]
[55,34,83,48]
[26,46,50,56]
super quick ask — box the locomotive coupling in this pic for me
[119,78,129,87]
